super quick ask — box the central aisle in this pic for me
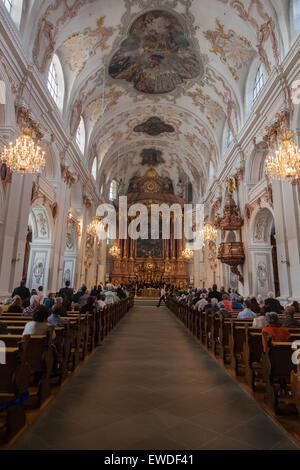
[13,305,298,450]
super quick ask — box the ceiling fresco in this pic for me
[24,0,290,200]
[108,10,203,94]
[133,117,175,136]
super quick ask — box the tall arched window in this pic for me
[47,55,64,111]
[76,116,86,154]
[91,157,97,180]
[2,0,12,13]
[109,180,118,201]
[47,61,58,103]
[294,0,300,30]
[252,64,265,104]
[226,127,233,148]
[1,0,22,26]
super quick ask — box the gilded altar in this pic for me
[110,169,188,287]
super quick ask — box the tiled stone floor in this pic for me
[13,305,299,450]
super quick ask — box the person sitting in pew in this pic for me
[22,305,55,339]
[262,312,291,352]
[249,297,261,314]
[7,295,23,313]
[252,306,271,328]
[80,296,95,315]
[97,294,106,311]
[23,295,40,316]
[281,306,300,328]
[195,293,208,311]
[237,300,256,319]
[264,292,284,314]
[257,294,264,309]
[291,301,300,314]
[215,302,232,318]
[48,303,66,327]
[43,292,55,309]
[231,296,243,310]
[1,298,12,312]
[222,294,232,312]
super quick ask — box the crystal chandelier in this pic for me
[201,221,218,242]
[1,134,45,174]
[182,247,194,260]
[109,243,120,258]
[265,130,300,182]
[86,216,102,237]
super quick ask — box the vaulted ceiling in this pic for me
[22,0,291,199]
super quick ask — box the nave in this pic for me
[12,304,298,451]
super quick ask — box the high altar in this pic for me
[111,169,188,287]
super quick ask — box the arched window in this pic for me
[294,0,300,30]
[1,0,22,26]
[47,61,58,103]
[75,116,86,154]
[47,55,64,110]
[2,0,13,13]
[226,127,233,148]
[252,64,265,104]
[109,180,118,201]
[91,157,97,180]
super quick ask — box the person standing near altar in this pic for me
[157,285,166,307]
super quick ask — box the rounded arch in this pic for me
[245,141,269,185]
[28,204,52,244]
[40,142,61,180]
[250,206,274,245]
[26,204,53,291]
[249,205,278,297]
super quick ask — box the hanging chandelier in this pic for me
[265,130,300,182]
[109,243,120,258]
[1,133,45,174]
[201,221,218,242]
[182,247,194,260]
[87,216,102,237]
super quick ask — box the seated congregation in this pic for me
[0,280,133,444]
[167,284,300,428]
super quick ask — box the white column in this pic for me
[0,172,33,298]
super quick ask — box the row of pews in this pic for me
[167,297,300,423]
[0,296,134,444]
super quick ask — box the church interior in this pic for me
[1,0,300,453]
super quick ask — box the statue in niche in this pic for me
[257,263,267,287]
[33,261,44,284]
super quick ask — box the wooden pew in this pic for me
[262,333,299,414]
[0,345,31,443]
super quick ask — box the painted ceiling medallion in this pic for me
[134,117,175,136]
[141,148,165,166]
[109,10,202,94]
